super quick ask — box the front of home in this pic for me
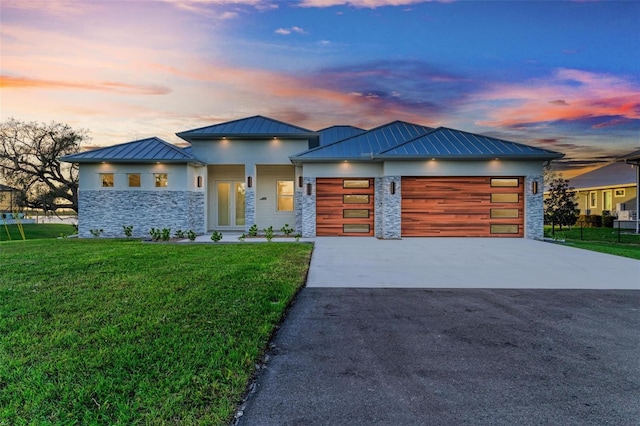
[62,116,563,240]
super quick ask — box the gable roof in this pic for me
[176,115,318,143]
[318,125,366,145]
[378,127,563,160]
[568,161,637,190]
[292,121,433,161]
[60,137,205,164]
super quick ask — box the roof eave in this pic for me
[60,158,205,165]
[177,132,319,142]
[374,153,565,161]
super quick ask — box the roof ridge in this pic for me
[176,115,315,137]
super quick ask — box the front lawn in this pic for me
[544,226,640,260]
[0,223,76,241]
[0,239,312,424]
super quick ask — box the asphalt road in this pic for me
[237,288,640,426]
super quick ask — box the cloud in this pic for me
[275,26,308,35]
[476,69,640,131]
[0,75,171,95]
[297,0,432,8]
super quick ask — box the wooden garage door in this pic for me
[316,178,375,236]
[402,177,524,237]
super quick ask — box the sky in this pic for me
[1,0,639,176]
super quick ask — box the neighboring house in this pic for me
[567,161,638,217]
[0,184,19,213]
[622,150,640,233]
[61,115,562,239]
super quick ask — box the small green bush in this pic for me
[210,231,223,242]
[264,226,274,242]
[280,223,294,237]
[123,225,133,237]
[174,229,186,239]
[576,215,602,228]
[187,230,197,241]
[89,228,103,238]
[248,224,258,237]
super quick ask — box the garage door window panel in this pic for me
[343,180,370,189]
[343,224,370,233]
[491,193,519,203]
[491,178,519,187]
[491,209,519,218]
[343,209,370,218]
[491,224,520,234]
[343,195,370,204]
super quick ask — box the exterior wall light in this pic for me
[197,176,203,188]
[390,181,396,195]
[306,183,312,196]
[532,181,538,194]
[247,176,253,188]
[298,176,303,188]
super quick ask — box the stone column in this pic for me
[525,175,544,240]
[245,164,256,232]
[380,176,401,239]
[301,177,316,237]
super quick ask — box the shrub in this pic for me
[174,229,186,239]
[187,230,196,241]
[149,228,162,241]
[280,223,294,237]
[264,226,274,242]
[576,215,602,228]
[89,229,103,238]
[123,225,133,238]
[602,211,614,228]
[248,224,258,237]
[210,231,223,242]
[161,228,171,241]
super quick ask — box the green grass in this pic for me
[0,223,76,241]
[0,239,313,424]
[544,226,640,260]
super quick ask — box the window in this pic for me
[589,192,597,209]
[343,179,370,189]
[343,224,370,233]
[128,173,141,187]
[614,189,625,197]
[343,209,370,218]
[277,180,294,211]
[490,224,519,234]
[343,195,369,204]
[603,190,612,212]
[100,173,114,187]
[154,173,168,188]
[491,193,519,203]
[491,178,519,187]
[490,209,519,218]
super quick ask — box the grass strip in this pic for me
[0,239,312,424]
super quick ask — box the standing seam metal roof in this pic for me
[60,137,203,163]
[377,127,563,159]
[176,115,317,140]
[293,121,433,159]
[318,125,366,145]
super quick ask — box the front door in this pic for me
[216,181,245,228]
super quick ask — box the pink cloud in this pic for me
[475,69,640,128]
[0,75,171,95]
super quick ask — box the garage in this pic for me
[316,178,374,236]
[401,177,524,237]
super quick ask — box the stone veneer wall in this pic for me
[294,186,303,234]
[301,177,316,238]
[78,190,204,238]
[244,187,256,233]
[524,175,544,240]
[380,176,401,239]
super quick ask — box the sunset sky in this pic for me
[1,0,639,175]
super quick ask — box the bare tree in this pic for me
[0,118,88,213]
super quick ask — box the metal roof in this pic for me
[293,121,433,161]
[176,115,318,142]
[318,125,366,145]
[568,161,637,189]
[622,149,640,163]
[377,127,563,160]
[60,137,205,164]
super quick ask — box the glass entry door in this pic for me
[217,181,245,227]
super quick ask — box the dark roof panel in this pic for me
[377,127,563,160]
[60,137,204,164]
[177,115,317,140]
[318,125,366,145]
[293,121,433,160]
[569,161,637,189]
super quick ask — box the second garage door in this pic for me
[401,177,524,237]
[316,178,375,236]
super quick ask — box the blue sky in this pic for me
[1,0,639,175]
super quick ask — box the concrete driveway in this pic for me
[307,238,639,289]
[236,239,639,425]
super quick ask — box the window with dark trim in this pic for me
[343,209,370,218]
[128,173,141,187]
[343,194,369,204]
[343,224,370,233]
[277,180,294,211]
[343,179,370,189]
[491,178,519,187]
[154,173,168,188]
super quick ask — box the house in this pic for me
[61,115,563,239]
[567,160,638,217]
[622,150,640,233]
[0,184,19,213]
